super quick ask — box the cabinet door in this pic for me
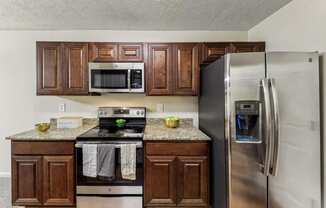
[89,42,118,62]
[43,156,75,206]
[12,156,43,206]
[144,156,177,206]
[177,156,209,207]
[173,44,200,95]
[37,42,63,95]
[63,43,89,95]
[119,43,143,61]
[230,42,266,53]
[202,43,230,63]
[147,44,173,95]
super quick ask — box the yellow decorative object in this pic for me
[164,117,180,128]
[35,123,51,133]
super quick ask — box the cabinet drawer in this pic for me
[12,141,74,155]
[146,142,208,156]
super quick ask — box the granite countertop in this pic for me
[144,118,210,141]
[7,118,210,142]
[6,119,98,141]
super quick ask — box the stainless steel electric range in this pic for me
[76,107,146,208]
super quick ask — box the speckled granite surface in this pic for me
[144,118,210,141]
[6,118,210,141]
[6,118,98,141]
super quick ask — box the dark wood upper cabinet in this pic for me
[201,42,230,63]
[230,42,266,53]
[119,43,143,61]
[43,156,75,206]
[173,43,200,95]
[37,42,63,95]
[144,155,177,206]
[63,43,89,95]
[177,156,208,207]
[147,43,173,95]
[12,156,43,206]
[201,42,266,64]
[89,42,118,62]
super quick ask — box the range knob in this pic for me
[136,111,140,115]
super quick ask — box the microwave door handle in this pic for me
[128,70,131,92]
[269,78,280,176]
[261,78,273,176]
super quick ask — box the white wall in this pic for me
[0,30,247,175]
[249,0,326,207]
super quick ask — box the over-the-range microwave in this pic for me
[89,62,145,93]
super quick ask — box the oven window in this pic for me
[91,70,128,89]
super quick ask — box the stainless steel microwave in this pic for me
[89,62,145,93]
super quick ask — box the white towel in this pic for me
[82,144,98,178]
[120,144,137,180]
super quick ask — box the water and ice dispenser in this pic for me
[235,101,262,143]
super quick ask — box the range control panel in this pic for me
[235,101,262,143]
[98,107,146,118]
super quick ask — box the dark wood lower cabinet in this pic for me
[177,156,208,207]
[43,156,75,206]
[144,156,177,206]
[12,156,43,206]
[11,141,75,207]
[144,142,209,208]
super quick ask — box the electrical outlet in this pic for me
[156,104,164,113]
[59,103,66,112]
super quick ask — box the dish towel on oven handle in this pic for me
[97,144,116,179]
[82,144,98,178]
[120,143,137,180]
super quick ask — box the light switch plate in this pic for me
[156,104,164,113]
[59,103,66,112]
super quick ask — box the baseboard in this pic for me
[0,172,10,178]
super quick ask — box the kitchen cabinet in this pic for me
[37,42,63,95]
[43,156,75,206]
[37,42,89,95]
[63,43,89,95]
[147,43,174,95]
[173,44,200,95]
[145,156,177,206]
[89,42,143,62]
[201,42,230,64]
[230,42,266,53]
[11,141,75,207]
[146,43,200,96]
[144,142,209,208]
[12,156,43,206]
[201,42,265,63]
[89,42,118,62]
[119,43,143,61]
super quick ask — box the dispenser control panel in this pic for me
[235,100,262,143]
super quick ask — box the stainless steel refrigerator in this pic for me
[199,52,321,208]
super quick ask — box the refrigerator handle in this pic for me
[269,78,280,176]
[261,79,273,176]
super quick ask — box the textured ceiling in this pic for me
[0,0,292,30]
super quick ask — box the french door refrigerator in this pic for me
[199,52,321,208]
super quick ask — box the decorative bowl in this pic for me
[164,117,180,128]
[115,119,126,128]
[35,123,51,133]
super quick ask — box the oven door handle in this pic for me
[75,142,143,149]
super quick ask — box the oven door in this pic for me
[76,142,143,196]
